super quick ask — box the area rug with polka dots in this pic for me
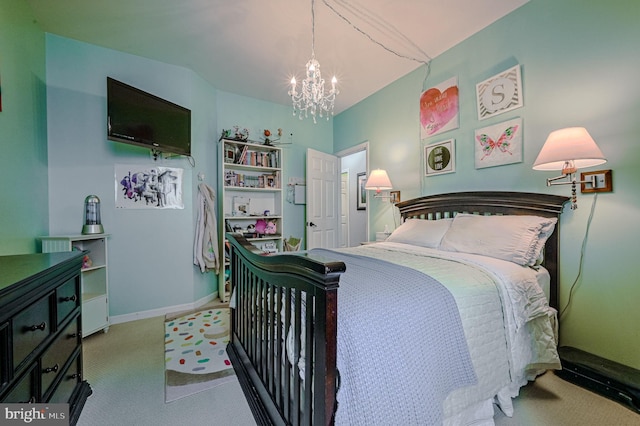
[164,307,235,402]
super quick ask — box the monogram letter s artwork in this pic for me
[420,77,459,139]
[474,118,523,169]
[476,65,523,120]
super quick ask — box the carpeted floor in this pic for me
[78,313,639,426]
[78,315,255,426]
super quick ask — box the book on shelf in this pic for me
[237,145,248,164]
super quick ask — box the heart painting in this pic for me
[420,77,459,138]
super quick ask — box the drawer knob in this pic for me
[43,363,59,374]
[28,321,47,332]
[62,294,77,302]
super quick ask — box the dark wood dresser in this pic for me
[0,252,92,425]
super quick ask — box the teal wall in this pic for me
[0,0,48,255]
[334,0,640,369]
[44,36,332,319]
[44,34,219,318]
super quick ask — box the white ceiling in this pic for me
[26,0,528,115]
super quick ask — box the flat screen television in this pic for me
[107,77,191,157]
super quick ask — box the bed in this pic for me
[226,191,569,425]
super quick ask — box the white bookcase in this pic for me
[41,234,110,337]
[218,138,283,302]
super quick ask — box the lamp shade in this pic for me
[532,127,606,171]
[365,169,393,191]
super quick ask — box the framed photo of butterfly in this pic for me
[424,139,455,176]
[474,117,523,169]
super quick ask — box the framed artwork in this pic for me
[115,165,184,209]
[356,172,367,210]
[476,65,523,120]
[424,139,455,176]
[420,76,459,139]
[474,117,523,169]
[390,191,401,204]
[224,146,236,163]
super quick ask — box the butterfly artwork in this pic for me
[477,125,518,160]
[474,118,523,169]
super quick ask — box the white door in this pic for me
[340,171,349,248]
[306,148,339,249]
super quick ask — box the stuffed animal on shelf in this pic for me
[265,220,277,235]
[254,219,267,234]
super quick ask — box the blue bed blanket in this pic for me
[310,248,477,426]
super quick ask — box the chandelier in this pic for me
[289,0,338,123]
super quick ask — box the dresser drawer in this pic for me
[47,353,81,404]
[13,296,51,370]
[41,317,80,397]
[1,364,37,403]
[56,277,80,325]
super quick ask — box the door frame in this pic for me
[335,142,369,244]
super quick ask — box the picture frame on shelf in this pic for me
[224,146,236,163]
[232,196,250,216]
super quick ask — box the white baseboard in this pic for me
[108,292,218,325]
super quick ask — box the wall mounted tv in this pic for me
[107,77,191,157]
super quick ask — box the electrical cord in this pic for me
[558,193,598,319]
[322,0,432,88]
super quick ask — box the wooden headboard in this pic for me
[395,191,569,308]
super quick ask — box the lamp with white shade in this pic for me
[364,169,393,199]
[533,127,607,209]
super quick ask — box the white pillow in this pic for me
[386,218,453,248]
[439,213,557,266]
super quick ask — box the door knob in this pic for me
[307,222,317,227]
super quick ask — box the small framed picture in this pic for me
[356,172,367,210]
[424,139,455,176]
[390,191,401,204]
[232,196,250,216]
[224,146,236,163]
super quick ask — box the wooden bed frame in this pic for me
[226,191,569,426]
